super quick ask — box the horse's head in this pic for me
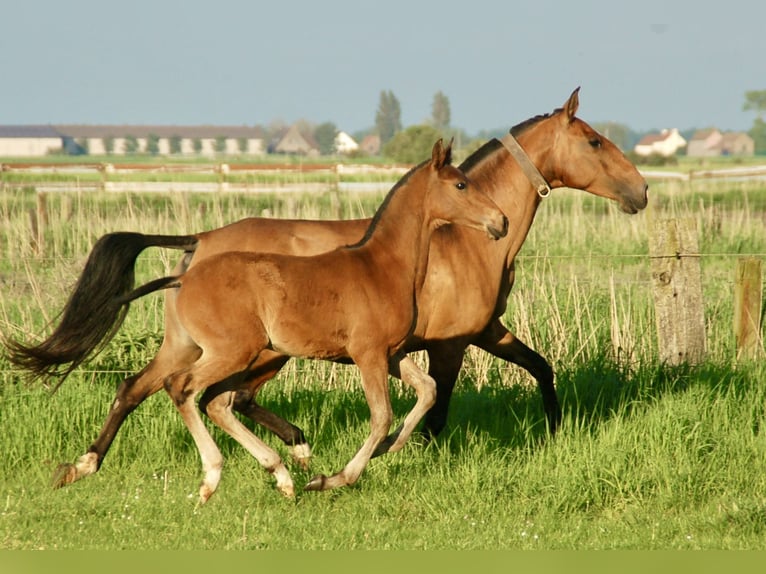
[427,139,508,239]
[524,88,648,214]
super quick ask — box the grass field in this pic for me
[0,175,765,549]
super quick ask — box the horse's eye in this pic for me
[589,138,602,149]
[455,181,467,190]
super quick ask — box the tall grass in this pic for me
[0,179,765,549]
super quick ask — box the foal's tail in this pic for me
[5,232,198,388]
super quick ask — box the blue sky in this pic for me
[2,0,764,135]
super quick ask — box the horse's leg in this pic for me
[304,353,392,491]
[372,355,436,457]
[202,389,294,498]
[52,357,177,488]
[211,351,312,468]
[419,341,468,440]
[165,368,226,504]
[52,261,196,488]
[474,318,560,435]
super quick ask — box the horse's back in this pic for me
[193,217,370,265]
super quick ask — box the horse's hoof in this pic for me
[51,463,77,488]
[288,443,312,471]
[304,474,328,491]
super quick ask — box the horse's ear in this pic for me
[431,138,446,168]
[444,137,454,165]
[563,87,580,123]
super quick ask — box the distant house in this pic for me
[334,131,359,155]
[687,129,754,157]
[687,128,724,157]
[55,125,265,156]
[0,124,266,157]
[634,128,687,157]
[0,125,62,156]
[360,134,381,156]
[720,132,755,156]
[271,124,319,156]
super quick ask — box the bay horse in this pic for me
[7,89,648,488]
[14,139,508,501]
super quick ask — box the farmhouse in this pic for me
[0,126,63,156]
[633,128,687,157]
[334,131,359,155]
[269,124,319,156]
[0,125,266,157]
[687,128,755,157]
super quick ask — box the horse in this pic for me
[7,88,648,488]
[13,139,508,501]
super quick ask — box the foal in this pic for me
[116,139,507,502]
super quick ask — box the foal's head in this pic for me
[424,139,508,240]
[516,88,648,214]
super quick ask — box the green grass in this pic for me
[0,177,765,549]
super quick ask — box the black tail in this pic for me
[5,232,198,388]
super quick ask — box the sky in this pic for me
[2,0,765,136]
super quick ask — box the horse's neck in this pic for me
[364,188,431,294]
[485,134,548,256]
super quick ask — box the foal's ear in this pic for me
[431,137,454,169]
[562,87,580,123]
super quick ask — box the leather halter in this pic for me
[500,133,552,198]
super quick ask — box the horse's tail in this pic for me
[5,232,197,388]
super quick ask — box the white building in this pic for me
[334,131,359,155]
[633,128,687,157]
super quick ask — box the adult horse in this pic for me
[47,139,508,501]
[7,89,648,488]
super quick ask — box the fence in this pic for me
[0,161,408,195]
[4,163,766,367]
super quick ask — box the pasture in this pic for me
[1,175,765,549]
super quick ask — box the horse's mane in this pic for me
[459,107,565,175]
[347,159,428,248]
[509,107,563,137]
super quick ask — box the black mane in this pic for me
[509,107,563,137]
[459,107,565,174]
[347,159,428,248]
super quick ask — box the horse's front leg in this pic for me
[418,341,468,440]
[474,318,560,435]
[305,354,392,491]
[372,354,436,457]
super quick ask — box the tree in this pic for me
[214,136,227,154]
[592,122,633,151]
[314,122,338,155]
[102,137,114,155]
[124,135,139,154]
[169,135,182,155]
[743,90,766,120]
[431,91,451,132]
[744,90,766,154]
[375,90,402,145]
[382,124,442,163]
[749,118,766,154]
[146,134,160,155]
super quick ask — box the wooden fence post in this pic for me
[734,257,763,361]
[648,217,706,365]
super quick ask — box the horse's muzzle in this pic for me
[488,215,509,240]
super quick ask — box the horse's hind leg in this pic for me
[201,351,312,469]
[204,390,294,498]
[474,319,560,435]
[52,360,170,488]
